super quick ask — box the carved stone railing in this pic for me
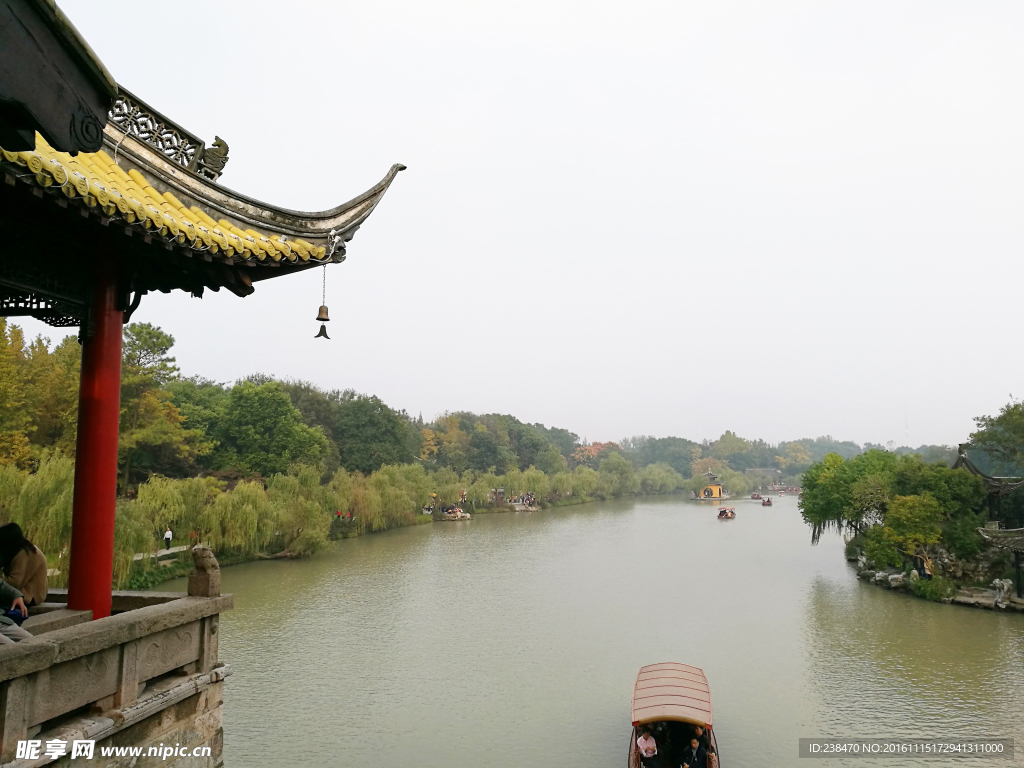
[0,549,232,767]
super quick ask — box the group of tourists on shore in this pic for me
[637,722,717,768]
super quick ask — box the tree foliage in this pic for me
[800,450,987,568]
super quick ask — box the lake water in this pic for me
[164,495,1024,766]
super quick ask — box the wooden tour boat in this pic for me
[629,662,720,767]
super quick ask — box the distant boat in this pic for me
[762,498,773,507]
[750,493,762,500]
[717,507,736,520]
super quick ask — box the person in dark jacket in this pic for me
[0,581,30,642]
[692,725,710,752]
[681,737,707,768]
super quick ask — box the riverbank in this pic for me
[132,489,689,588]
[853,561,1024,613]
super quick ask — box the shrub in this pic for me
[844,533,864,560]
[911,576,957,601]
[942,512,985,560]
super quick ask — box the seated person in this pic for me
[0,581,30,643]
[636,727,659,767]
[0,523,47,606]
[681,737,707,768]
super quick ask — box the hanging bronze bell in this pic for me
[314,304,330,339]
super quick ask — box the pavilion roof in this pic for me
[0,95,403,322]
[978,528,1024,553]
[950,445,1024,495]
[1,130,404,271]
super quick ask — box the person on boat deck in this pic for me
[681,737,707,768]
[0,523,47,607]
[637,728,659,767]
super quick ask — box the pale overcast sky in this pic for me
[17,0,1024,447]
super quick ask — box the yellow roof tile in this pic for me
[0,132,386,276]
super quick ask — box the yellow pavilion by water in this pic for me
[697,470,730,500]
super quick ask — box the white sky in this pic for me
[19,0,1024,447]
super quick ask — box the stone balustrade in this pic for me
[0,548,232,767]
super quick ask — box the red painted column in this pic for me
[67,255,122,619]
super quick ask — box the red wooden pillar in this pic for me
[67,255,122,619]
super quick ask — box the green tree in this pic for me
[0,320,32,466]
[863,493,943,568]
[25,335,80,453]
[333,392,415,474]
[119,324,212,489]
[216,381,328,476]
[598,451,638,497]
[534,442,568,475]
[799,450,898,542]
[712,430,750,459]
[971,399,1024,470]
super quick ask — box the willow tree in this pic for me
[522,466,549,499]
[637,463,684,494]
[572,466,599,497]
[10,454,74,561]
[549,471,573,498]
[350,480,384,532]
[201,480,280,555]
[112,500,154,588]
[432,467,461,505]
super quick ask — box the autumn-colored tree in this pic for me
[119,324,213,490]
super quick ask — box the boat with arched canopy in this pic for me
[628,662,720,766]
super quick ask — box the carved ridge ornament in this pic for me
[109,95,199,168]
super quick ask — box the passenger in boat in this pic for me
[681,736,707,768]
[637,727,659,767]
[692,725,709,752]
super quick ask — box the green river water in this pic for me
[164,494,1024,767]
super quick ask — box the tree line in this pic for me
[4,317,1012,589]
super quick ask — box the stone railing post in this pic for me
[0,676,29,762]
[188,546,221,598]
[114,640,140,709]
[189,547,221,674]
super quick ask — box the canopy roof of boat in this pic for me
[631,662,712,728]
